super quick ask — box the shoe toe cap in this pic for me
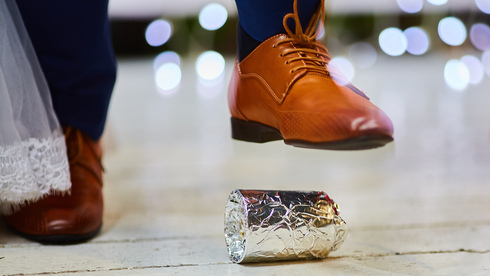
[44,205,102,235]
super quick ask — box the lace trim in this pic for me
[0,132,71,215]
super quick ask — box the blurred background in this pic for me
[107,0,490,92]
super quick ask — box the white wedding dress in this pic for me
[0,1,71,214]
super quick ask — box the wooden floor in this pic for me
[1,53,490,275]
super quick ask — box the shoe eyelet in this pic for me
[285,61,289,64]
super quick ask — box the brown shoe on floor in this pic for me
[3,127,104,244]
[229,0,394,150]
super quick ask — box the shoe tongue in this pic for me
[295,42,329,74]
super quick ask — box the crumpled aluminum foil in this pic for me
[224,189,349,263]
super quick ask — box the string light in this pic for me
[145,19,172,47]
[438,17,467,46]
[470,23,490,51]
[397,0,424,13]
[348,42,377,69]
[196,51,225,81]
[461,55,484,85]
[330,57,355,84]
[199,3,228,31]
[426,0,448,6]
[444,59,470,90]
[379,27,407,56]
[404,27,430,55]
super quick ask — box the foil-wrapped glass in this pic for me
[224,189,349,263]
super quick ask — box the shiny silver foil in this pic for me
[224,189,349,263]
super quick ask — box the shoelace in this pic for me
[274,0,330,75]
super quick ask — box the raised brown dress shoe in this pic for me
[3,127,104,244]
[229,0,394,150]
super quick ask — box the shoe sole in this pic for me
[231,117,393,150]
[6,224,102,245]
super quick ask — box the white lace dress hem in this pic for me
[0,132,71,215]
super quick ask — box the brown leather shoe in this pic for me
[229,0,394,150]
[3,127,104,244]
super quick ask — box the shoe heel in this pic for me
[231,117,283,143]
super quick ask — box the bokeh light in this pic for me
[444,59,470,90]
[197,76,225,99]
[155,63,182,93]
[426,0,448,6]
[397,0,423,13]
[476,0,490,14]
[379,27,407,56]
[330,57,355,84]
[199,3,228,31]
[482,50,490,76]
[145,19,172,47]
[196,51,225,80]
[348,42,377,69]
[153,51,181,71]
[461,55,484,85]
[438,17,467,46]
[470,23,490,51]
[317,25,326,40]
[404,27,430,55]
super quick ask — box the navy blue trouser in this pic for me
[17,0,116,141]
[236,0,320,41]
[17,0,319,140]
